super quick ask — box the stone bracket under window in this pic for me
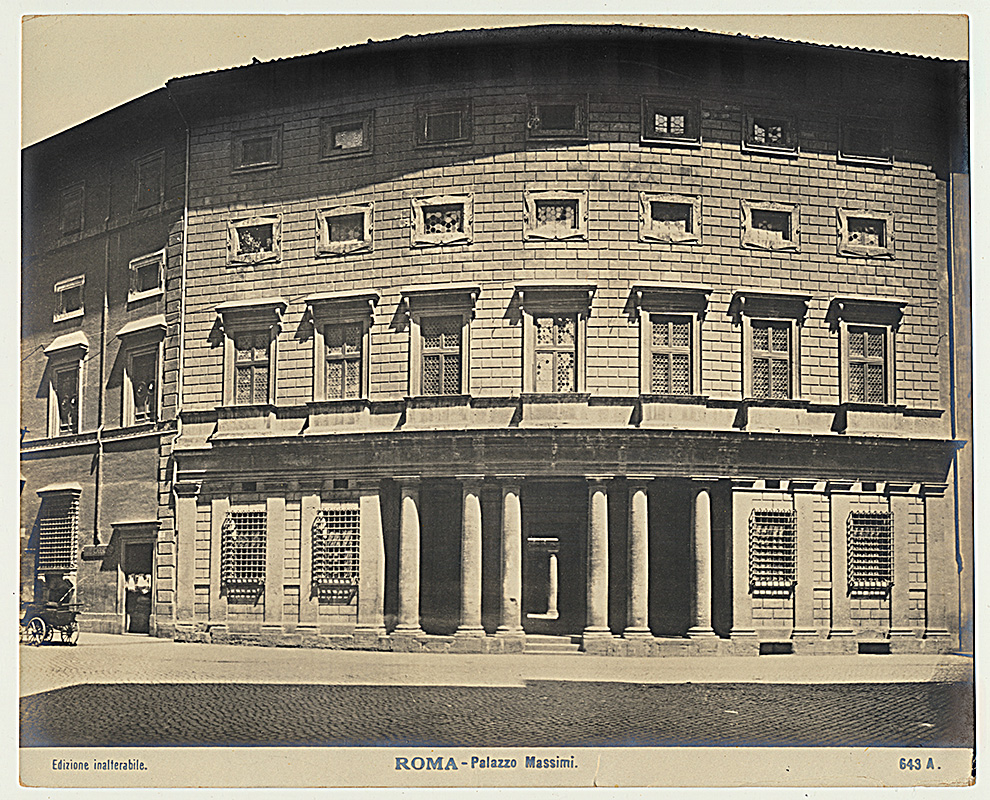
[640,96,701,146]
[410,195,473,247]
[228,215,282,266]
[402,283,480,397]
[640,193,702,244]
[316,203,373,257]
[524,188,588,241]
[742,112,798,155]
[741,200,799,252]
[837,209,895,258]
[320,112,373,160]
[305,290,379,403]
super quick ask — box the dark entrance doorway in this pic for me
[122,542,153,634]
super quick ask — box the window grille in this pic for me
[750,117,791,148]
[848,326,886,404]
[654,112,686,137]
[312,504,360,603]
[752,321,791,399]
[422,204,464,236]
[748,509,797,596]
[37,494,79,573]
[54,365,80,435]
[130,350,158,423]
[651,315,691,394]
[847,511,893,596]
[535,199,578,232]
[535,315,576,393]
[220,511,267,589]
[326,323,362,400]
[233,332,270,405]
[326,213,365,243]
[422,315,462,395]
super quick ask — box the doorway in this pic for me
[122,541,153,634]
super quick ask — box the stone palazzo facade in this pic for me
[21,25,972,656]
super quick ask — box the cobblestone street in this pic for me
[20,635,974,749]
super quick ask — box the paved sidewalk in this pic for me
[20,633,973,697]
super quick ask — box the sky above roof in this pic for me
[20,11,970,147]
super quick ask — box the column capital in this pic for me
[825,480,857,495]
[921,482,950,497]
[585,475,614,485]
[790,480,825,494]
[455,474,486,485]
[689,475,721,484]
[625,475,655,486]
[394,476,422,486]
[173,481,201,498]
[884,482,916,496]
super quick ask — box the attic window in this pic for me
[526,96,588,140]
[233,127,281,171]
[320,113,373,159]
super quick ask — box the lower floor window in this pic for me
[847,511,893,596]
[312,504,360,604]
[752,320,791,399]
[234,332,270,405]
[220,511,267,592]
[748,509,797,596]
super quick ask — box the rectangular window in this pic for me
[220,511,267,589]
[312,504,360,604]
[128,349,159,424]
[650,315,692,395]
[749,509,797,597]
[236,223,274,255]
[325,323,363,400]
[421,315,462,396]
[840,120,892,165]
[317,204,372,257]
[534,315,577,393]
[423,204,464,236]
[321,113,372,159]
[524,189,587,241]
[526,96,588,140]
[848,326,887,404]
[229,216,281,265]
[838,210,894,257]
[128,251,164,301]
[744,114,797,153]
[751,321,791,399]
[742,201,799,251]
[640,194,702,244]
[847,511,893,596]
[37,493,80,574]
[417,100,471,145]
[54,275,85,322]
[535,199,578,233]
[641,98,700,144]
[233,332,270,405]
[135,152,164,210]
[52,364,80,435]
[60,184,84,235]
[411,196,472,246]
[233,127,281,171]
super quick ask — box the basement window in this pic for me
[312,504,360,604]
[749,509,797,597]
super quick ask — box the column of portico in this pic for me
[495,478,525,638]
[584,478,612,643]
[394,478,423,636]
[355,484,386,643]
[455,476,486,638]
[624,477,653,638]
[687,479,718,638]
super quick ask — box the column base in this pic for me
[686,626,718,639]
[392,624,424,636]
[887,628,918,639]
[581,628,616,655]
[495,626,525,637]
[454,625,486,638]
[622,627,653,639]
[922,628,952,639]
[827,628,855,638]
[791,628,820,638]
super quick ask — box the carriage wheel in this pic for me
[60,621,79,645]
[26,617,47,646]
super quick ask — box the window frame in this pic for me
[410,195,473,247]
[319,112,373,160]
[35,485,82,581]
[127,249,165,303]
[402,284,480,398]
[216,298,286,408]
[524,188,588,242]
[43,332,88,438]
[305,291,378,403]
[846,510,894,597]
[311,501,361,604]
[837,209,895,258]
[748,508,797,597]
[116,315,166,427]
[316,203,373,257]
[228,214,282,266]
[124,343,162,427]
[220,508,268,592]
[231,126,282,172]
[517,282,595,394]
[639,192,702,244]
[632,283,710,397]
[640,97,701,146]
[741,200,800,252]
[831,297,904,407]
[734,291,810,402]
[415,99,473,147]
[742,112,798,155]
[60,183,85,236]
[53,275,85,322]
[839,119,893,166]
[134,150,165,211]
[526,95,589,141]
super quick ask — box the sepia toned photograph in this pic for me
[17,12,975,790]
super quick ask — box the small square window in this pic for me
[641,98,700,144]
[411,196,472,247]
[838,209,894,257]
[840,120,892,165]
[320,113,373,159]
[526,96,588,140]
[54,276,85,322]
[233,127,281,171]
[128,250,165,302]
[317,204,372,256]
[743,113,797,154]
[524,189,588,241]
[417,100,471,146]
[60,184,84,235]
[228,216,281,265]
[640,193,701,243]
[135,152,164,210]
[742,201,799,251]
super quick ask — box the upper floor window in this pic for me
[632,283,711,397]
[517,282,595,394]
[411,195,472,247]
[232,126,281,171]
[317,204,372,257]
[641,97,700,145]
[402,284,479,397]
[216,298,285,407]
[421,316,463,396]
[60,184,84,235]
[734,291,809,402]
[116,315,166,426]
[524,188,588,241]
[306,291,378,403]
[534,315,577,393]
[320,112,373,159]
[416,100,472,146]
[228,215,281,265]
[640,193,702,244]
[54,275,85,322]
[233,332,272,406]
[830,297,904,407]
[741,200,799,252]
[526,95,588,140]
[128,250,165,302]
[751,320,793,400]
[43,331,89,437]
[743,113,797,154]
[838,209,895,258]
[839,119,892,166]
[135,151,164,211]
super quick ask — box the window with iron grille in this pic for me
[847,511,893,596]
[650,315,692,395]
[233,331,270,405]
[52,364,80,435]
[641,98,700,144]
[423,204,464,236]
[37,493,79,573]
[417,101,471,145]
[312,504,360,604]
[524,190,587,241]
[848,326,887,404]
[220,511,267,589]
[326,322,362,400]
[534,315,577,393]
[421,315,462,395]
[749,509,797,596]
[128,348,158,424]
[751,321,791,399]
[411,196,472,247]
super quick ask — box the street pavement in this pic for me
[19,634,974,749]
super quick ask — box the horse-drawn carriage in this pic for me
[20,601,82,645]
